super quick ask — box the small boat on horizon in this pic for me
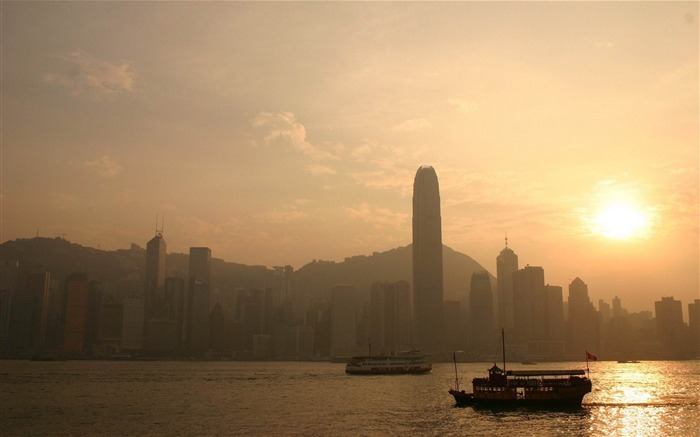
[449,330,592,408]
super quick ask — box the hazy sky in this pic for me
[2,2,698,312]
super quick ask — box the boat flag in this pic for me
[586,351,597,361]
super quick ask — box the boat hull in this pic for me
[449,386,590,408]
[346,365,432,375]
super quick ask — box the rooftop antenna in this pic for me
[155,213,164,238]
[505,231,508,248]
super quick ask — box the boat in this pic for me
[617,360,640,364]
[345,351,432,375]
[449,330,592,408]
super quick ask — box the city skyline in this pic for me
[2,2,698,312]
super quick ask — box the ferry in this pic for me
[449,330,592,408]
[345,351,432,375]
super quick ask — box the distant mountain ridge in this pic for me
[0,237,494,300]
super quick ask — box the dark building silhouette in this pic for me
[63,273,101,357]
[412,165,444,353]
[688,299,699,357]
[469,271,494,355]
[566,277,599,357]
[5,268,51,357]
[186,247,212,356]
[144,232,166,320]
[512,265,544,343]
[655,296,685,358]
[369,281,412,354]
[496,239,518,333]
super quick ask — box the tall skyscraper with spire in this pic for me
[496,236,518,332]
[144,229,166,321]
[412,165,444,353]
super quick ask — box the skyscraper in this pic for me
[186,247,211,355]
[144,232,166,320]
[412,165,444,353]
[496,239,518,332]
[469,271,494,353]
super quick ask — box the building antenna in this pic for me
[155,213,164,237]
[505,231,508,248]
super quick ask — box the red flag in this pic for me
[586,351,597,361]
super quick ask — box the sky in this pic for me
[2,2,698,313]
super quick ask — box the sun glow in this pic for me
[591,201,650,240]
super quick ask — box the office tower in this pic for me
[469,271,494,353]
[612,296,623,318]
[688,299,699,356]
[566,277,599,356]
[543,285,565,358]
[369,281,412,354]
[330,285,357,357]
[144,232,166,320]
[164,276,185,350]
[5,268,51,357]
[496,239,518,332]
[598,299,611,324]
[512,265,545,342]
[186,247,211,355]
[0,261,19,355]
[63,273,101,356]
[98,298,123,356]
[654,296,685,358]
[412,165,444,353]
[121,295,144,351]
[231,288,274,353]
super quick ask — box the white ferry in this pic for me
[345,351,432,375]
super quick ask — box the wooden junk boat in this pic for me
[449,331,592,408]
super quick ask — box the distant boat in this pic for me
[449,330,592,408]
[617,360,641,364]
[345,351,432,375]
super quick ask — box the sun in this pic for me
[591,201,649,240]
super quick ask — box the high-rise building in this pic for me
[330,285,358,357]
[412,165,444,353]
[654,296,685,358]
[469,271,494,353]
[144,232,166,320]
[512,265,545,342]
[688,299,700,356]
[121,295,144,351]
[566,277,599,357]
[186,247,211,356]
[63,273,101,356]
[496,240,518,332]
[369,281,412,354]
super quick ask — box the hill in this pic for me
[0,237,494,301]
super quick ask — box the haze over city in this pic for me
[2,2,698,312]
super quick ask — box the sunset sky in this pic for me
[2,2,698,312]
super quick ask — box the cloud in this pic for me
[344,202,410,229]
[307,164,336,176]
[252,112,337,161]
[255,206,309,224]
[594,40,614,48]
[84,155,124,178]
[43,51,135,99]
[391,117,433,133]
[448,98,479,116]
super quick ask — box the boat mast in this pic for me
[501,328,506,373]
[453,352,459,391]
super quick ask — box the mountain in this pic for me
[0,237,495,301]
[295,244,494,303]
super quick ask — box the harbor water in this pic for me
[1,359,698,436]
